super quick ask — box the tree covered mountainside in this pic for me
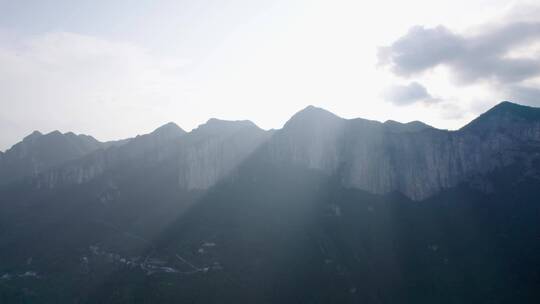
[1,101,540,303]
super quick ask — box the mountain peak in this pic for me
[23,130,43,141]
[383,120,433,133]
[151,122,186,137]
[48,130,62,136]
[206,118,257,127]
[0,129,104,185]
[296,105,337,117]
[488,101,540,119]
[302,104,320,111]
[285,105,342,128]
[462,101,540,132]
[193,118,260,136]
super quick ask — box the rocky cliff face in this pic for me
[177,119,272,189]
[32,122,187,188]
[262,102,540,200]
[29,120,271,191]
[4,101,540,200]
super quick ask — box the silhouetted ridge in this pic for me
[23,130,43,142]
[151,122,185,137]
[192,118,261,136]
[3,101,540,200]
[285,105,342,127]
[489,101,540,120]
[462,101,540,132]
[383,120,433,133]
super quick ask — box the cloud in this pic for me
[378,22,540,84]
[0,31,191,150]
[378,3,540,115]
[382,81,439,106]
[378,26,464,76]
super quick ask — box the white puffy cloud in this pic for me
[378,3,540,113]
[378,18,540,84]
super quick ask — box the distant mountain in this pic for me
[0,130,104,186]
[1,101,540,303]
[23,119,271,191]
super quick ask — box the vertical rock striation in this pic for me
[263,102,540,200]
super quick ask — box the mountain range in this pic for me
[1,101,540,303]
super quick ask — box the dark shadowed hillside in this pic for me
[1,102,540,303]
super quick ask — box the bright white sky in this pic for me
[0,0,538,150]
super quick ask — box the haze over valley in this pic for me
[2,1,540,303]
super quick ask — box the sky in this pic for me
[1,0,540,150]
